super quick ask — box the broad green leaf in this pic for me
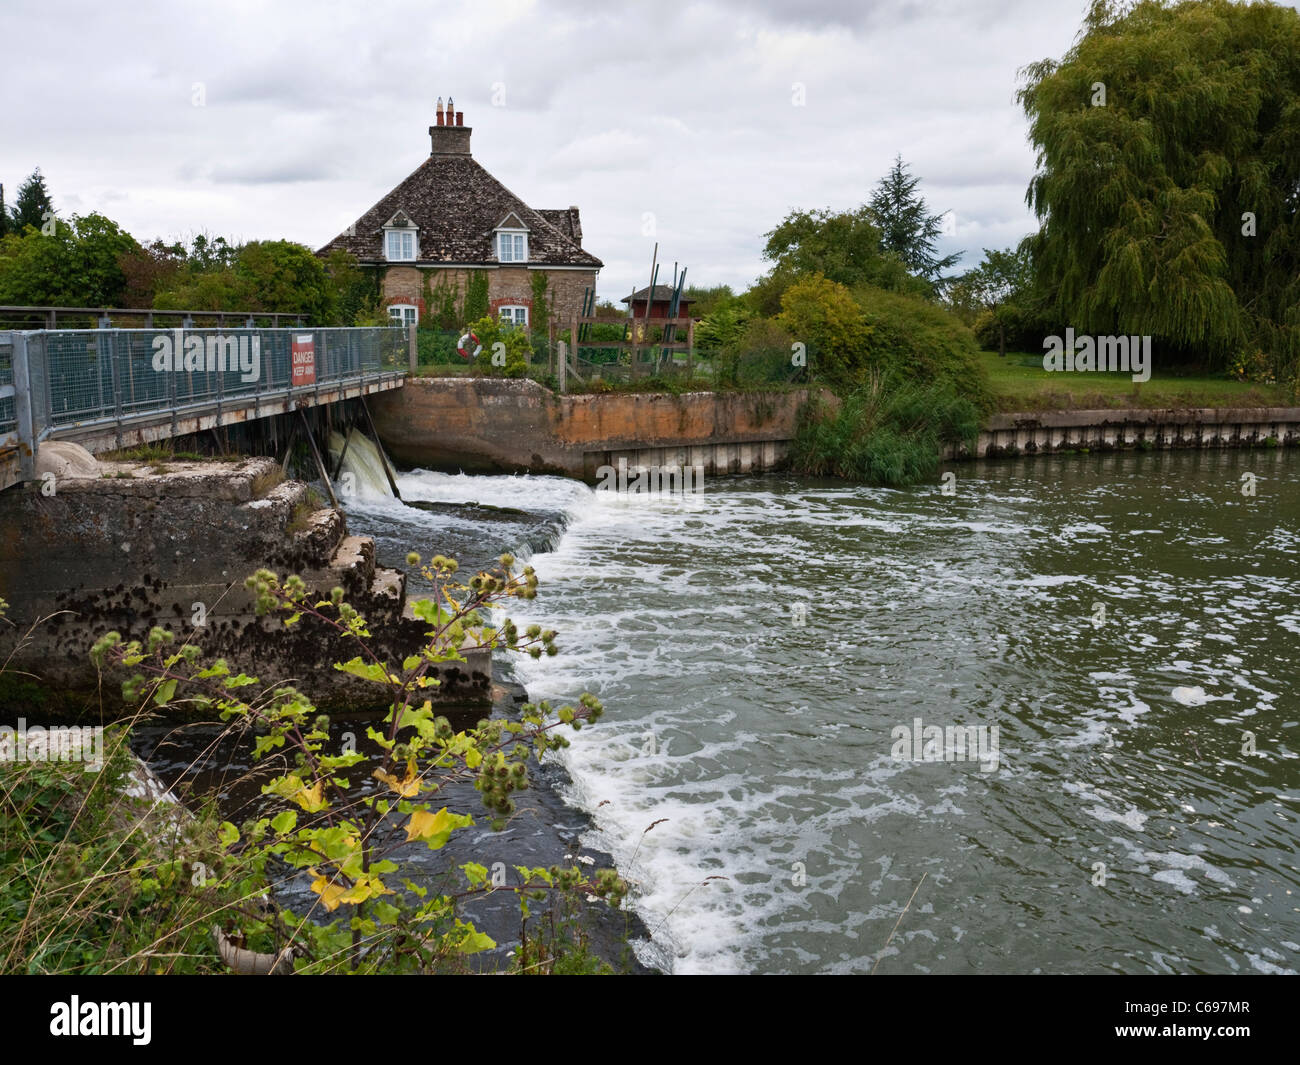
[335,656,390,684]
[458,928,496,953]
[270,810,298,835]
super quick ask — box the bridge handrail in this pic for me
[0,305,308,329]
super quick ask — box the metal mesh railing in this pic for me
[411,326,807,392]
[0,334,15,442]
[19,326,406,438]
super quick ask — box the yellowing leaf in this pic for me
[339,874,394,906]
[309,868,348,912]
[374,757,422,798]
[405,806,471,849]
[293,780,327,812]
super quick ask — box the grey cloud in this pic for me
[0,0,1123,296]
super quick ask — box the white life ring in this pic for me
[457,332,482,360]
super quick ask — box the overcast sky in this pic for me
[3,0,1291,301]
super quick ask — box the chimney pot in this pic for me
[429,103,472,155]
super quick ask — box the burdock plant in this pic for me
[92,551,627,973]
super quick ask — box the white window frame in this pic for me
[497,230,528,264]
[384,228,418,262]
[498,305,528,327]
[387,303,418,326]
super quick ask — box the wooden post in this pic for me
[641,243,658,381]
[569,314,578,391]
[408,322,418,373]
[298,408,339,508]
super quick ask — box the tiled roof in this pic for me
[537,208,583,244]
[318,156,601,268]
[621,285,693,303]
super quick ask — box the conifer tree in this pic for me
[866,155,962,287]
[9,169,54,233]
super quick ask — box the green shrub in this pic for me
[468,316,531,378]
[849,284,993,410]
[778,274,873,385]
[972,303,1047,355]
[717,318,797,387]
[418,328,465,366]
[695,305,750,355]
[82,555,628,974]
[791,372,982,486]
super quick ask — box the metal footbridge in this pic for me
[0,321,411,490]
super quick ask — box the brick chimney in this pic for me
[429,94,471,155]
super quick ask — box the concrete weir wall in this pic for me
[962,407,1300,458]
[0,455,489,713]
[369,379,1299,474]
[368,378,811,479]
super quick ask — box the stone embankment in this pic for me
[0,447,488,713]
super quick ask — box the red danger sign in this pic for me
[291,334,316,385]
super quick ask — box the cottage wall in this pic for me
[380,266,596,329]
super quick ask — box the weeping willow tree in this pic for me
[1018,0,1300,389]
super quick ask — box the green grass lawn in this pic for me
[981,350,1292,412]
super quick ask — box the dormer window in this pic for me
[382,210,419,262]
[386,230,416,261]
[497,231,527,263]
[494,212,529,264]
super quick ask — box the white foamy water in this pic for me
[345,450,1300,974]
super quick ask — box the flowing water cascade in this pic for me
[237,448,1300,974]
[327,428,398,501]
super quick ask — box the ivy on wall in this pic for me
[421,272,460,330]
[530,271,552,337]
[461,271,489,324]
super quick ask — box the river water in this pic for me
[341,445,1300,975]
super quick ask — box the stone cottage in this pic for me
[317,97,601,331]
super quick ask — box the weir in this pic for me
[328,426,401,500]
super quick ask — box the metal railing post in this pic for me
[108,328,123,449]
[12,333,36,482]
[215,325,223,428]
[169,326,178,438]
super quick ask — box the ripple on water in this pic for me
[339,453,1300,974]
